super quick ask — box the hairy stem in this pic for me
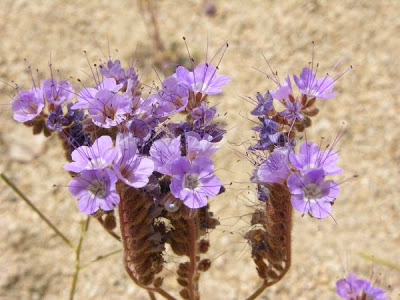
[69,217,90,300]
[80,248,122,269]
[187,216,198,300]
[1,173,74,249]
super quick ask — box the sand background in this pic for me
[0,1,399,299]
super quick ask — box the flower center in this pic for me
[184,173,200,190]
[86,157,106,169]
[303,183,322,201]
[88,179,106,198]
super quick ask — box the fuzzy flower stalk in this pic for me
[245,55,347,299]
[10,51,229,299]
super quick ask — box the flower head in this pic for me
[176,62,230,95]
[289,141,342,175]
[112,133,154,188]
[12,89,44,122]
[257,149,291,184]
[169,156,221,208]
[64,135,116,173]
[156,75,189,115]
[336,273,387,300]
[149,137,181,175]
[287,168,339,218]
[41,78,74,106]
[68,169,119,214]
[280,99,304,122]
[293,67,337,99]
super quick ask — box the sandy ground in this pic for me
[0,1,399,299]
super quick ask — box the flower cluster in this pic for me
[336,273,387,300]
[11,59,229,214]
[250,65,342,219]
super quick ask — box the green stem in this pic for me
[80,249,122,269]
[1,173,74,249]
[69,217,90,300]
[359,251,400,271]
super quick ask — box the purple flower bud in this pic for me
[169,156,221,209]
[68,169,119,214]
[12,89,44,122]
[64,135,117,173]
[293,67,337,99]
[287,168,339,218]
[192,102,216,127]
[280,99,304,122]
[250,91,274,116]
[176,62,230,95]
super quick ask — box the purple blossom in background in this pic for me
[88,90,132,128]
[280,99,304,122]
[287,168,339,218]
[257,149,291,184]
[192,102,216,127]
[250,91,274,116]
[363,281,388,300]
[336,273,366,299]
[12,89,44,122]
[64,135,116,173]
[293,67,337,99]
[112,133,154,188]
[176,62,231,95]
[336,273,387,300]
[149,137,181,175]
[270,76,292,100]
[100,60,138,88]
[289,141,342,175]
[170,156,221,208]
[72,78,123,109]
[41,79,74,106]
[68,169,119,214]
[185,132,219,161]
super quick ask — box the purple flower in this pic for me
[257,150,291,184]
[45,105,69,131]
[72,78,123,109]
[68,169,119,214]
[185,132,219,160]
[250,119,284,151]
[176,62,231,95]
[293,67,337,99]
[88,90,132,128]
[149,137,181,175]
[289,141,342,175]
[363,281,387,300]
[336,273,367,299]
[280,99,304,122]
[251,91,274,116]
[12,89,44,122]
[64,135,117,173]
[156,75,189,115]
[170,156,221,208]
[287,168,339,218]
[100,59,138,87]
[41,79,74,106]
[336,274,387,300]
[112,133,154,188]
[270,76,292,100]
